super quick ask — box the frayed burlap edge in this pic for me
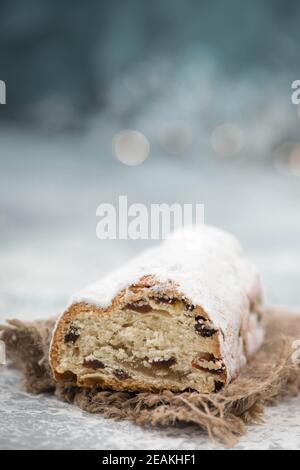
[1,307,300,447]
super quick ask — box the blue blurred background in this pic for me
[0,0,300,319]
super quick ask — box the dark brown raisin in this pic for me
[64,325,80,344]
[194,316,217,338]
[195,352,216,362]
[123,303,152,313]
[113,369,130,380]
[194,324,216,337]
[195,315,207,322]
[60,370,77,382]
[83,358,105,369]
[186,304,195,311]
[149,357,177,368]
[214,381,224,392]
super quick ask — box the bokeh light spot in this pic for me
[273,142,300,177]
[113,130,150,166]
[210,123,244,157]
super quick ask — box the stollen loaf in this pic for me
[50,226,265,393]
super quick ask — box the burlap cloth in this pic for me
[1,307,300,446]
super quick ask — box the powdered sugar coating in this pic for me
[72,226,258,332]
[69,226,264,381]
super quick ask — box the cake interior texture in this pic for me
[53,295,229,393]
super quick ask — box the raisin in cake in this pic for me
[50,226,265,393]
